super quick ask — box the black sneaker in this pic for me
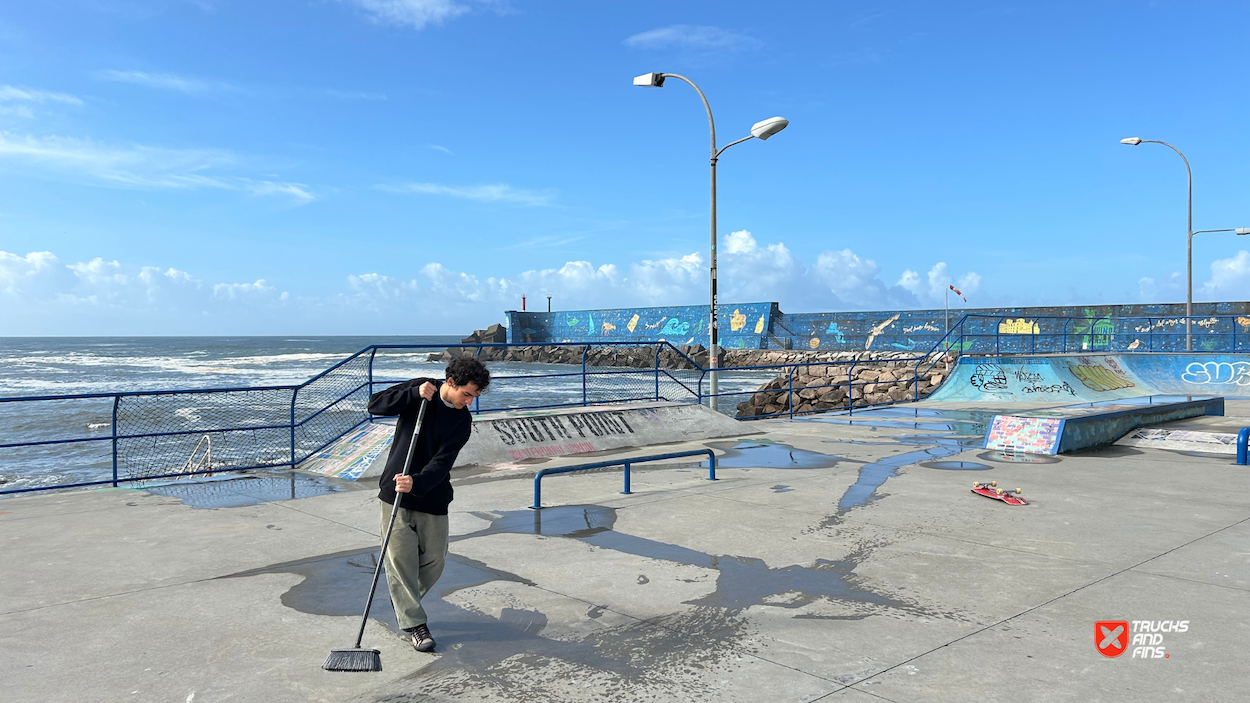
[409,624,436,652]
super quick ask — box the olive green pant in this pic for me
[380,501,449,630]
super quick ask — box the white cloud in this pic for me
[624,25,761,50]
[379,181,554,206]
[95,69,239,95]
[1138,271,1185,302]
[344,0,471,29]
[0,132,314,203]
[426,144,453,155]
[1202,250,1250,298]
[0,85,83,105]
[0,234,987,334]
[245,180,315,203]
[895,262,982,305]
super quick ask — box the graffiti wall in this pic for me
[506,301,1250,352]
[506,302,779,348]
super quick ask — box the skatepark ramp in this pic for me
[927,353,1250,403]
[300,401,752,480]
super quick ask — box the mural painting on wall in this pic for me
[755,315,767,334]
[627,314,640,333]
[730,309,747,332]
[825,321,847,344]
[864,314,901,350]
[660,318,691,336]
[999,319,1040,335]
[1070,364,1134,392]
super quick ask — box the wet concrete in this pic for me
[452,505,924,618]
[145,471,355,509]
[978,450,1061,465]
[918,460,992,470]
[6,399,1248,702]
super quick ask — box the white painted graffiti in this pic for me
[1181,361,1250,386]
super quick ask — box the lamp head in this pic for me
[751,116,789,141]
[1236,228,1250,235]
[1120,137,1143,146]
[633,72,665,87]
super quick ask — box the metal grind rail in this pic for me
[531,449,717,509]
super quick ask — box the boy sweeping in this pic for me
[366,356,490,652]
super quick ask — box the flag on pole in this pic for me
[949,284,966,302]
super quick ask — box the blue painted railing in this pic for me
[0,341,706,496]
[5,313,1249,496]
[531,449,717,509]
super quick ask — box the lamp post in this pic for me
[634,71,789,410]
[1119,137,1199,349]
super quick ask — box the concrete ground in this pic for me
[2,400,1247,703]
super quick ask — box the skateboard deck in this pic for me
[972,481,1027,506]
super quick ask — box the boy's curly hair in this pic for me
[445,356,491,392]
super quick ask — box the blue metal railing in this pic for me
[0,341,707,496]
[6,313,1249,496]
[530,449,717,509]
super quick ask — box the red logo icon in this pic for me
[1097,621,1129,658]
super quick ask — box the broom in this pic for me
[324,397,428,672]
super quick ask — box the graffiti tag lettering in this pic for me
[1182,361,1250,386]
[492,411,637,446]
[970,363,1008,391]
[1021,381,1077,396]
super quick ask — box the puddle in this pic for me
[802,406,997,438]
[918,461,992,470]
[799,407,990,517]
[704,440,844,470]
[144,471,353,509]
[456,505,929,616]
[978,450,1061,465]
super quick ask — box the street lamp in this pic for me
[634,71,789,410]
[1119,136,1198,349]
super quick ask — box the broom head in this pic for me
[323,647,382,672]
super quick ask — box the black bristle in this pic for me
[323,648,382,672]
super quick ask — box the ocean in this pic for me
[0,337,774,494]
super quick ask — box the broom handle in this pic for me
[353,396,428,649]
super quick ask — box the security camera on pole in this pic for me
[633,71,789,411]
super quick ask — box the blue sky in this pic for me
[1,0,1248,335]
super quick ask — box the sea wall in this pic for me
[506,301,1250,352]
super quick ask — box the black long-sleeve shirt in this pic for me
[368,378,472,514]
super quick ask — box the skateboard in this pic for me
[972,481,1027,506]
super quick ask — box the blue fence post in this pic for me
[1237,428,1249,466]
[654,345,661,401]
[848,361,855,416]
[110,395,120,487]
[708,450,717,480]
[367,347,377,398]
[788,365,795,420]
[582,344,589,406]
[622,462,632,494]
[532,469,544,509]
[289,387,298,469]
